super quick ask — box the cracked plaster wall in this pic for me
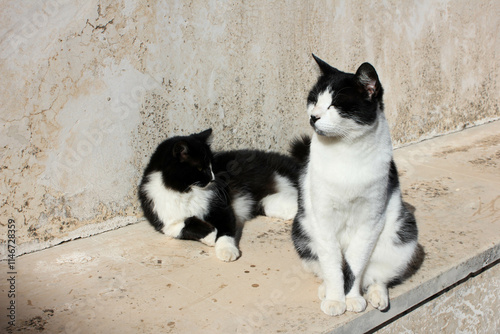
[0,0,498,256]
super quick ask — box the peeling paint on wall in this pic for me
[0,0,498,257]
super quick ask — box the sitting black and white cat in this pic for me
[139,129,299,262]
[291,55,424,316]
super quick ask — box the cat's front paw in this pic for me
[321,299,346,316]
[215,236,240,262]
[215,245,240,262]
[366,285,389,311]
[200,229,217,247]
[346,295,367,313]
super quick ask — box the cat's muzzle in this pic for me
[310,115,320,126]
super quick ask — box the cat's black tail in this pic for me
[290,135,311,164]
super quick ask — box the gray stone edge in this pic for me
[330,242,500,334]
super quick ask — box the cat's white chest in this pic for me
[302,134,392,239]
[309,137,389,195]
[143,171,213,225]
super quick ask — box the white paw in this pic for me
[215,236,240,262]
[200,230,217,247]
[346,295,367,313]
[318,283,326,300]
[215,245,240,262]
[367,285,389,310]
[321,299,346,316]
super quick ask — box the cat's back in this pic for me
[213,149,299,181]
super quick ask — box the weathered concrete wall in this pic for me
[378,263,500,334]
[1,0,498,256]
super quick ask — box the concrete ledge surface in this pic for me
[1,121,499,333]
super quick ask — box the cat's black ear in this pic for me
[173,141,189,162]
[196,128,213,145]
[355,63,381,100]
[312,54,338,74]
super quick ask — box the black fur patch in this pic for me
[387,160,400,197]
[291,172,317,261]
[396,205,419,245]
[291,218,318,261]
[202,185,238,238]
[386,159,418,245]
[290,135,311,164]
[179,216,216,241]
[343,259,355,294]
[213,149,300,216]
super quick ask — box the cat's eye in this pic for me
[197,166,203,172]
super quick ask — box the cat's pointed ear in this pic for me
[355,62,381,100]
[173,141,189,162]
[196,128,213,145]
[312,54,338,74]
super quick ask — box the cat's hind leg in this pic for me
[365,283,389,311]
[362,240,423,311]
[362,265,391,311]
[261,174,298,220]
[363,201,424,311]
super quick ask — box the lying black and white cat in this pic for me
[139,129,299,262]
[291,55,424,316]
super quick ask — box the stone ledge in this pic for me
[335,248,500,334]
[2,121,499,333]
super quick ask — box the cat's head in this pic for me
[152,128,215,192]
[307,54,384,140]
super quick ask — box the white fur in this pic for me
[142,171,213,237]
[200,230,217,247]
[300,95,415,316]
[232,193,254,224]
[215,235,240,262]
[262,173,298,220]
